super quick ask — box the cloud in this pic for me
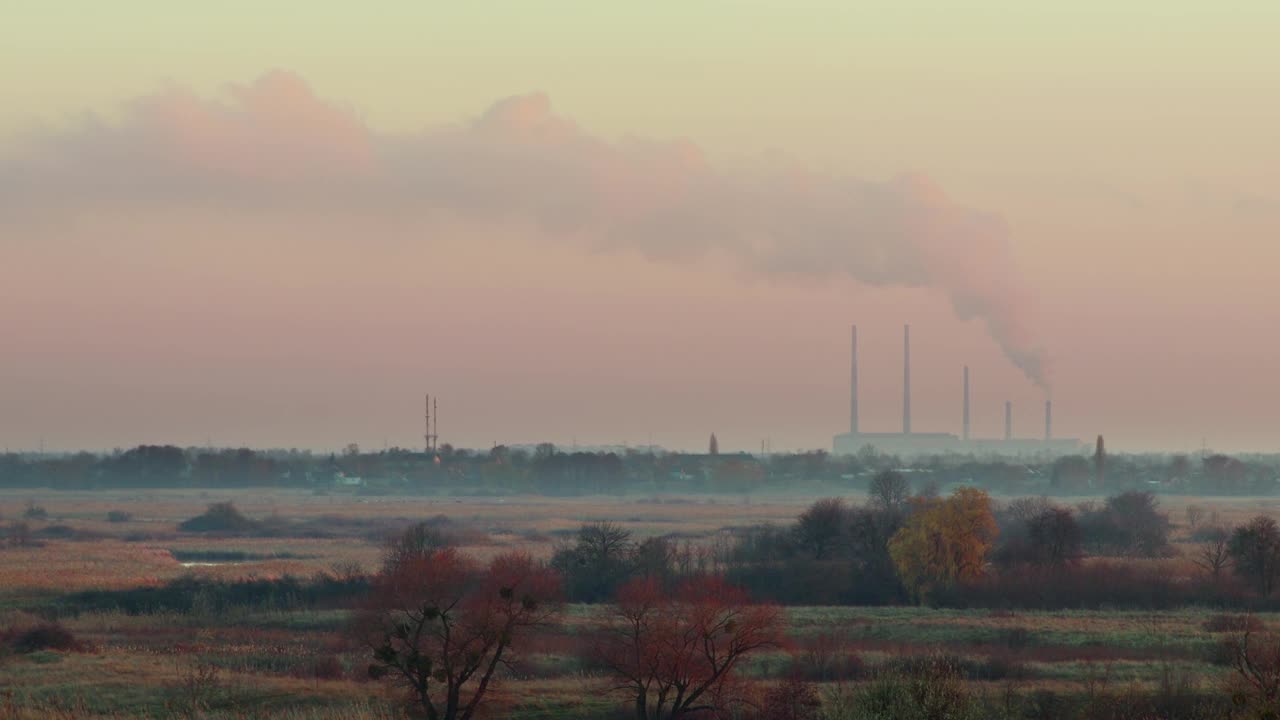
[0,70,1050,386]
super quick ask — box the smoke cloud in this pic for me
[1,71,1049,386]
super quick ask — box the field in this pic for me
[0,489,1274,719]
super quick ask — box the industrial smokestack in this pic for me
[903,324,911,435]
[963,366,970,441]
[850,325,859,435]
[1005,401,1013,441]
[1045,399,1052,442]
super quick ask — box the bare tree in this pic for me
[550,521,637,602]
[577,521,633,563]
[1227,629,1280,712]
[1193,526,1232,579]
[355,548,562,720]
[1185,504,1205,530]
[595,576,781,720]
[868,470,909,513]
[381,521,454,574]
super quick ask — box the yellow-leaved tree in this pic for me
[888,487,998,602]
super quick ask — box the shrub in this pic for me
[36,524,78,539]
[999,627,1034,649]
[62,573,370,615]
[976,652,1029,681]
[177,502,257,533]
[1077,492,1172,558]
[22,502,48,521]
[760,677,821,720]
[1206,637,1240,667]
[824,654,981,720]
[3,521,36,547]
[789,635,865,681]
[380,521,456,575]
[306,655,346,681]
[1203,614,1265,633]
[1190,525,1230,544]
[106,510,132,523]
[4,622,84,653]
[938,562,1189,610]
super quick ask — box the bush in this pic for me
[1202,614,1265,633]
[61,573,370,615]
[976,652,1029,681]
[1206,637,1238,667]
[3,622,84,653]
[3,521,36,547]
[999,627,1034,649]
[1190,524,1229,543]
[380,521,456,575]
[823,654,982,720]
[304,655,345,681]
[177,502,257,533]
[760,677,821,720]
[938,562,1191,610]
[106,510,133,523]
[1077,492,1172,558]
[22,502,48,520]
[789,640,865,682]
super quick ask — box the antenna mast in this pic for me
[424,394,440,454]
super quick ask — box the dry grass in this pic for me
[0,489,820,591]
[3,489,1279,717]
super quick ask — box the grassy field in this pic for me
[0,489,1272,718]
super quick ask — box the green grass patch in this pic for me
[169,549,312,562]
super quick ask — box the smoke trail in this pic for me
[0,71,1050,386]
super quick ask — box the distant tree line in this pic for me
[538,484,1280,612]
[1,444,1278,496]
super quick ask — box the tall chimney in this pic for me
[1045,399,1052,442]
[962,366,970,441]
[850,325,859,435]
[903,324,911,435]
[1004,401,1013,440]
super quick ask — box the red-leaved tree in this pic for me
[595,575,782,720]
[355,547,561,720]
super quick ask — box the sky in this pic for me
[2,1,1278,454]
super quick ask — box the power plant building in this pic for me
[833,324,1082,457]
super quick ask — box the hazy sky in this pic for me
[2,2,1278,453]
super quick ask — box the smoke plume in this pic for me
[1,71,1049,386]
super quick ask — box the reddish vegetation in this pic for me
[355,547,562,720]
[1204,614,1267,634]
[2,622,86,654]
[1224,630,1280,710]
[594,575,782,720]
[761,677,822,720]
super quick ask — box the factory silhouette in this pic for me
[833,325,1081,456]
